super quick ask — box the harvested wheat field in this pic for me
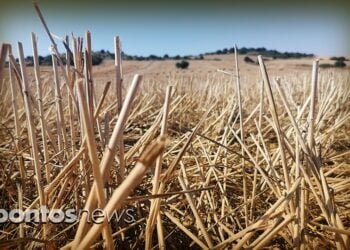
[0,3,350,250]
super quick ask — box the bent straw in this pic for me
[77,137,166,249]
[76,80,114,249]
[72,74,142,244]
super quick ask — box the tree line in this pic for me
[206,47,314,59]
[21,46,345,67]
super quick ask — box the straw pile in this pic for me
[0,3,349,249]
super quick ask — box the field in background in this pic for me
[91,55,349,93]
[95,54,345,77]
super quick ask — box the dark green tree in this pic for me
[176,60,189,69]
[334,60,346,67]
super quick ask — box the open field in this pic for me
[94,54,348,80]
[0,3,350,248]
[1,40,350,249]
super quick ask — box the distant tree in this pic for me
[163,54,169,59]
[38,56,44,64]
[334,60,346,67]
[320,60,346,68]
[256,47,266,52]
[25,56,34,66]
[330,56,346,61]
[91,54,103,65]
[61,54,74,66]
[176,60,189,69]
[149,54,161,60]
[237,47,248,54]
[41,55,52,65]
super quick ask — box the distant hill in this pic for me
[205,46,314,59]
[23,46,316,66]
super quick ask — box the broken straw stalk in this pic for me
[77,137,166,249]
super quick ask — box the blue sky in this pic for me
[0,1,349,57]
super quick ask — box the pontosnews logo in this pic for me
[0,206,136,224]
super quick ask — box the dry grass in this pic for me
[0,4,350,250]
